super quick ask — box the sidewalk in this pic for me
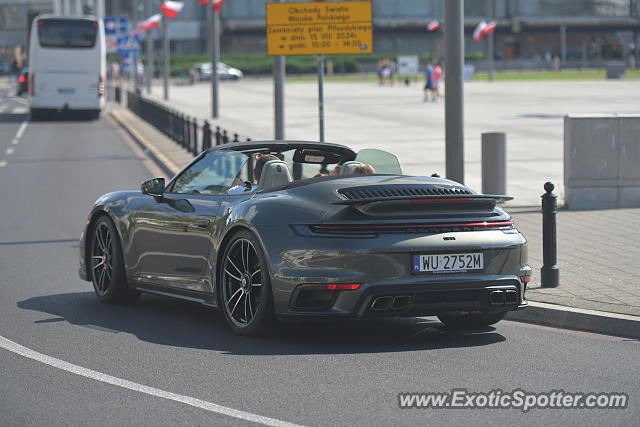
[144,79,640,206]
[108,99,640,338]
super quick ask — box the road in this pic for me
[0,91,638,426]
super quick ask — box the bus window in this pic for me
[38,19,97,49]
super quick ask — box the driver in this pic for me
[228,154,279,194]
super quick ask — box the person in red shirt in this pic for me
[431,60,443,101]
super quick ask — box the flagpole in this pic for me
[145,0,153,93]
[211,5,220,119]
[162,13,169,100]
[486,0,495,82]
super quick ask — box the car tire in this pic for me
[90,216,140,304]
[218,230,274,336]
[437,311,507,329]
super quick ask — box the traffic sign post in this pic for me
[266,1,373,142]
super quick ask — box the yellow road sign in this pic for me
[266,1,373,56]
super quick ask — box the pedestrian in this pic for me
[431,60,443,101]
[376,59,385,86]
[380,59,391,86]
[423,62,433,102]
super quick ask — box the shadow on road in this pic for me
[18,291,506,355]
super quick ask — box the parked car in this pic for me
[78,141,530,336]
[194,62,243,81]
[16,68,29,96]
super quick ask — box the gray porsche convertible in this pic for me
[79,141,530,336]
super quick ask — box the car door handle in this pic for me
[186,219,210,231]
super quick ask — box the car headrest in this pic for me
[259,160,292,190]
[339,161,364,175]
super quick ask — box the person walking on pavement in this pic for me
[423,62,433,102]
[431,60,443,101]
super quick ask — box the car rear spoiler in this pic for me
[332,194,513,205]
[332,194,513,216]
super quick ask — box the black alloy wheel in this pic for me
[220,231,273,336]
[90,216,140,304]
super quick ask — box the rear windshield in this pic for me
[38,19,97,48]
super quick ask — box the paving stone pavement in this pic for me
[510,206,640,316]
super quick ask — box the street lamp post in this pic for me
[444,0,465,184]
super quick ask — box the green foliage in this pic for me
[163,53,487,76]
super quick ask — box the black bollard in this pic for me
[541,182,559,288]
[202,121,211,151]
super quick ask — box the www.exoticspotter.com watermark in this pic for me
[398,389,628,413]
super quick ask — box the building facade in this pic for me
[2,0,639,70]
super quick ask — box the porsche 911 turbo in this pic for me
[79,141,530,336]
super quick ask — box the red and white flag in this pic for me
[473,20,496,41]
[160,1,184,19]
[132,13,162,35]
[139,14,162,30]
[427,20,440,31]
[212,0,225,14]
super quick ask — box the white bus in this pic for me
[28,15,105,119]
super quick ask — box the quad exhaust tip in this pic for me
[371,295,412,311]
[490,289,519,305]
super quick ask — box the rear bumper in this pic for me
[279,279,528,321]
[30,97,104,111]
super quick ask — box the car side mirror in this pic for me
[141,177,165,197]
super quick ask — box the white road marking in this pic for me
[0,160,7,167]
[6,147,14,155]
[11,138,18,145]
[16,120,28,139]
[0,335,304,427]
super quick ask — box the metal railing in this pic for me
[125,90,250,155]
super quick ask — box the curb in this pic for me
[108,107,181,176]
[506,301,640,339]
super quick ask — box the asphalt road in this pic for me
[0,91,638,426]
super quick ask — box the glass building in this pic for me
[1,0,639,69]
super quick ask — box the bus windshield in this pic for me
[38,19,97,49]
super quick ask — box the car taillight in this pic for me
[19,75,26,83]
[298,283,361,291]
[28,74,35,96]
[98,75,104,97]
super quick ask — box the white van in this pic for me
[28,15,105,119]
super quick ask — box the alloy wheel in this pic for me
[91,222,113,295]
[222,238,263,327]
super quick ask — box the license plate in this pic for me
[413,253,483,273]
[57,88,75,94]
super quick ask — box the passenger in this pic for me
[329,165,341,175]
[228,154,279,194]
[350,164,376,176]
